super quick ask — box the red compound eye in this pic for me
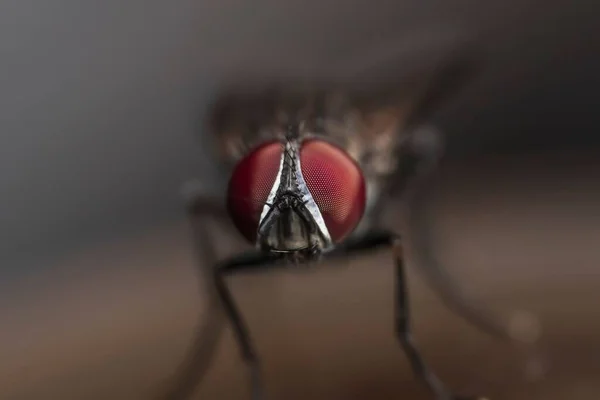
[300,139,366,242]
[227,140,283,242]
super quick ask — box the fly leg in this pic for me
[212,251,284,400]
[160,185,232,400]
[382,127,515,342]
[324,230,488,400]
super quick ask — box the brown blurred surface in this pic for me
[2,152,599,400]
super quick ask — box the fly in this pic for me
[160,45,526,400]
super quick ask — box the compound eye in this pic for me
[227,140,283,242]
[300,139,366,242]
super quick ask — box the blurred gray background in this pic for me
[1,0,599,399]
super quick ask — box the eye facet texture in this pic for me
[227,141,283,242]
[300,139,366,242]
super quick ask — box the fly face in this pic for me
[226,124,366,262]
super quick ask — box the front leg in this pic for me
[325,230,488,400]
[214,251,284,400]
[160,184,232,400]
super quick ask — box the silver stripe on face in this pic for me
[290,141,332,246]
[258,138,332,249]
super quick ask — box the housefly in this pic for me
[161,45,524,400]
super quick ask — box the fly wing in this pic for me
[336,46,519,341]
[339,44,482,231]
[332,44,518,340]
